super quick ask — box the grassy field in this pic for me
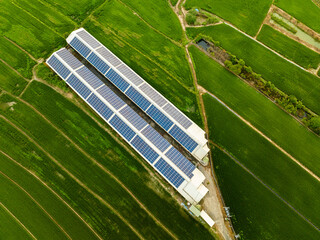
[189,45,320,177]
[212,147,320,240]
[184,0,273,36]
[84,20,203,127]
[0,61,27,95]
[204,94,320,239]
[0,153,101,240]
[187,24,320,114]
[90,0,194,88]
[275,0,320,33]
[257,25,320,69]
[121,0,183,41]
[170,0,179,6]
[5,81,215,239]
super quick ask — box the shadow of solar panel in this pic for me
[163,103,192,129]
[125,86,151,111]
[56,49,82,70]
[47,55,71,79]
[131,135,159,163]
[141,125,170,152]
[87,52,110,75]
[87,93,114,121]
[154,158,185,188]
[146,105,173,131]
[105,69,130,92]
[70,37,91,58]
[119,105,147,131]
[97,85,125,110]
[76,67,104,89]
[165,147,195,178]
[169,125,198,152]
[66,74,91,99]
[109,115,136,141]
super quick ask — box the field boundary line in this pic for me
[254,1,274,38]
[13,94,178,240]
[0,171,73,240]
[0,57,29,81]
[211,142,320,232]
[203,90,320,182]
[0,202,37,240]
[0,149,103,240]
[0,115,145,240]
[3,36,38,62]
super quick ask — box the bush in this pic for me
[186,13,197,25]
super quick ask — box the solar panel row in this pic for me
[105,69,130,92]
[87,52,110,75]
[146,105,173,131]
[165,147,195,178]
[154,158,185,188]
[131,135,159,164]
[125,86,151,111]
[109,115,136,141]
[119,105,147,131]
[141,125,170,152]
[66,74,91,99]
[70,37,91,58]
[57,48,83,70]
[76,67,104,89]
[47,55,70,79]
[163,103,192,129]
[97,85,125,110]
[169,125,198,153]
[87,94,114,121]
[77,30,101,49]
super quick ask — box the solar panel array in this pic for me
[67,29,207,157]
[47,48,198,190]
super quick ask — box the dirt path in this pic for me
[212,142,320,232]
[0,171,72,239]
[0,149,103,240]
[203,89,320,183]
[0,202,37,240]
[0,115,145,240]
[12,96,178,240]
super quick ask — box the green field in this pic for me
[184,0,272,36]
[212,148,319,240]
[204,94,320,239]
[275,0,320,33]
[187,24,320,114]
[189,45,320,177]
[257,25,320,69]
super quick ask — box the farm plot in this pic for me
[275,0,320,33]
[121,0,183,41]
[0,117,139,239]
[90,0,194,88]
[187,24,320,114]
[17,82,215,240]
[0,61,27,95]
[212,147,320,240]
[189,45,320,177]
[184,0,273,36]
[203,93,320,231]
[257,25,320,69]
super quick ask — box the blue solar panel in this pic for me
[165,147,195,178]
[70,37,91,58]
[119,106,147,131]
[97,85,125,110]
[131,136,159,164]
[154,158,185,188]
[87,94,114,121]
[125,86,151,111]
[105,69,130,92]
[141,125,170,152]
[76,67,104,89]
[87,52,110,75]
[169,125,198,152]
[66,74,91,99]
[146,105,173,131]
[47,55,70,79]
[56,49,82,70]
[109,115,136,141]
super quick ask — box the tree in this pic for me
[186,13,196,25]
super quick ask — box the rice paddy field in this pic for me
[1,0,320,239]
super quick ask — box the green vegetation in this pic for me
[0,36,36,78]
[187,24,320,114]
[186,10,197,25]
[190,45,320,178]
[0,153,100,240]
[186,8,219,26]
[204,94,320,238]
[84,21,203,127]
[270,14,297,34]
[90,0,194,88]
[18,81,214,239]
[0,60,27,95]
[275,0,320,33]
[184,0,273,35]
[170,0,179,6]
[121,0,183,41]
[212,147,320,240]
[0,1,64,58]
[257,25,320,69]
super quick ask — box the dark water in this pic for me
[197,39,210,51]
